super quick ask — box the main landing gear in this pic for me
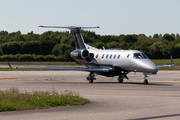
[118,76,124,83]
[86,72,149,85]
[118,74,128,83]
[143,73,148,85]
[86,72,96,83]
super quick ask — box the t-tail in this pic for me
[39,26,99,64]
[39,26,99,49]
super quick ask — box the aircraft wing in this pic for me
[157,65,175,68]
[13,67,109,72]
[157,56,175,68]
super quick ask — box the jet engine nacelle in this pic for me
[70,49,90,60]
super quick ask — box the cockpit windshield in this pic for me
[133,53,143,59]
[141,53,149,59]
[133,53,149,59]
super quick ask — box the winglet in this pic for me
[170,56,175,67]
[5,57,12,68]
[157,56,175,68]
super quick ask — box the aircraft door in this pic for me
[127,54,136,70]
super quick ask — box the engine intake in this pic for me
[70,49,90,60]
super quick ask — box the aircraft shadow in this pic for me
[94,82,173,86]
[25,81,173,86]
[128,113,180,120]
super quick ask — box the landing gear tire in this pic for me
[118,79,123,83]
[87,72,95,83]
[143,73,148,85]
[144,79,148,85]
[88,77,94,83]
[118,76,124,83]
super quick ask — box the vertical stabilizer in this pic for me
[71,27,86,49]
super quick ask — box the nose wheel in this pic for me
[144,79,148,85]
[143,74,148,85]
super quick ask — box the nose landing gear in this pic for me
[143,73,148,85]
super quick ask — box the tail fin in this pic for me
[39,26,99,49]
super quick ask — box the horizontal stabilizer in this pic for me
[39,26,100,30]
[39,25,99,49]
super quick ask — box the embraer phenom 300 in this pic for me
[14,26,174,84]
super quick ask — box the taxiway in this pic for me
[0,71,180,120]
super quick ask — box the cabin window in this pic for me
[102,54,105,59]
[106,54,109,59]
[113,55,116,59]
[96,54,99,58]
[117,55,120,59]
[110,54,112,59]
[127,54,130,58]
[133,53,143,59]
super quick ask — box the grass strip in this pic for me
[152,59,180,66]
[0,62,76,65]
[0,88,90,112]
[0,68,57,71]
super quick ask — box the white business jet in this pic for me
[14,26,174,84]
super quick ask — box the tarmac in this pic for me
[0,71,180,120]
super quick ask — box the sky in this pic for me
[0,0,180,36]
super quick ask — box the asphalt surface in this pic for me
[0,71,180,120]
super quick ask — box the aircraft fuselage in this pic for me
[80,49,158,75]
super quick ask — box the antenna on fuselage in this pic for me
[102,46,105,50]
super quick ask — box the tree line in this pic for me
[0,30,180,61]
